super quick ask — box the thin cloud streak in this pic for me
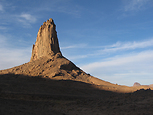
[20,13,37,23]
[0,26,7,30]
[0,34,31,70]
[81,50,153,71]
[61,44,87,49]
[100,39,153,53]
[0,34,8,46]
[81,50,153,85]
[0,47,31,70]
[17,13,37,27]
[0,4,3,11]
[66,55,88,60]
[124,0,150,11]
[64,39,153,60]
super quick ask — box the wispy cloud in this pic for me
[0,34,7,45]
[64,39,153,60]
[19,13,36,23]
[0,4,3,11]
[81,50,153,85]
[0,26,7,30]
[17,13,37,27]
[123,0,150,11]
[66,54,88,60]
[0,34,31,70]
[81,50,153,70]
[61,44,87,49]
[0,47,31,70]
[99,39,153,53]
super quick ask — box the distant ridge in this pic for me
[0,18,152,93]
[133,82,141,87]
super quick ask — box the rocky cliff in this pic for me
[30,18,62,61]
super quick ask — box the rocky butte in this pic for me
[0,18,152,93]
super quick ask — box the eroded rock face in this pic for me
[30,18,62,61]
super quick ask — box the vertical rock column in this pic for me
[30,18,62,61]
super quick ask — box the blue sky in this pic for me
[0,0,153,86]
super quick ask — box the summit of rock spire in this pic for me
[30,18,62,61]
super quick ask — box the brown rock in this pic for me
[30,18,62,61]
[133,82,141,86]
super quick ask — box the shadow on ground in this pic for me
[0,73,153,115]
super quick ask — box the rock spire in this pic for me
[30,18,62,61]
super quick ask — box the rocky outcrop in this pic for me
[149,84,153,87]
[30,18,62,61]
[133,82,141,86]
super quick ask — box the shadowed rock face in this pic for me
[30,18,62,61]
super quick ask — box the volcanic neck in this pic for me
[30,18,62,61]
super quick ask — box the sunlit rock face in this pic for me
[30,18,62,61]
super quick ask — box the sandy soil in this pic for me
[0,74,153,115]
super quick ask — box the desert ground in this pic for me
[0,73,153,115]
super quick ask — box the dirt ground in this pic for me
[0,74,153,115]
